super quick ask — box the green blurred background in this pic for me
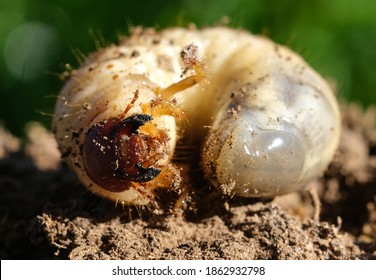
[1,0,375,137]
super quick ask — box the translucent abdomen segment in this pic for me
[216,124,306,197]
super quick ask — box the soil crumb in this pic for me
[0,104,375,260]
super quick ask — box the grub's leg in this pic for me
[143,163,189,213]
[141,68,205,118]
[118,89,140,120]
[142,43,207,118]
[172,180,189,215]
[147,164,182,192]
[141,98,185,119]
[129,182,158,208]
[308,185,321,223]
[157,68,205,99]
[157,42,206,100]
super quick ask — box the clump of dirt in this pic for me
[0,104,375,259]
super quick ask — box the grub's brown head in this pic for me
[82,114,169,192]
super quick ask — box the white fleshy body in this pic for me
[53,27,341,204]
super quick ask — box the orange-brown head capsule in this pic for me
[82,114,163,193]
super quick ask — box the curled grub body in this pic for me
[53,27,341,206]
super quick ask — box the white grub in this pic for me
[53,27,341,206]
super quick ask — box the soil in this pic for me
[0,103,375,260]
